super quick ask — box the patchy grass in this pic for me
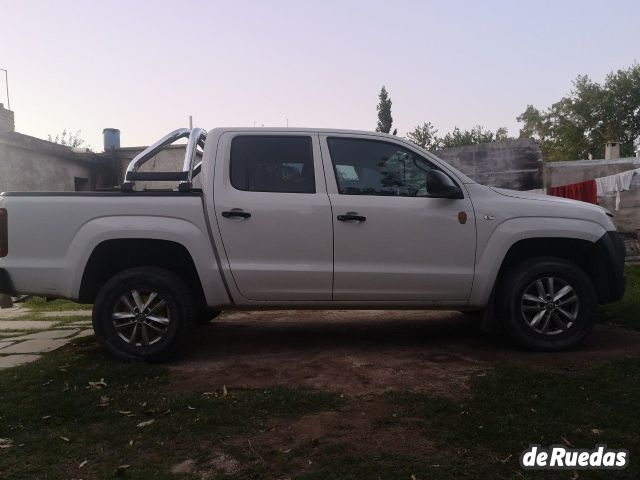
[21,296,92,312]
[382,360,640,479]
[0,339,344,479]
[599,265,640,330]
[4,339,637,479]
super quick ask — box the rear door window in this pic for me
[230,136,315,193]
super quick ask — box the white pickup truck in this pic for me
[0,127,626,360]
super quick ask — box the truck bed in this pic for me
[0,190,225,304]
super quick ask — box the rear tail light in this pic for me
[0,209,7,257]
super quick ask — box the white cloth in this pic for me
[595,168,640,210]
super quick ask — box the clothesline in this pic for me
[528,168,640,210]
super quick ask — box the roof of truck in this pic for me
[208,127,399,138]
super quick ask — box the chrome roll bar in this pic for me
[181,128,207,190]
[122,127,207,192]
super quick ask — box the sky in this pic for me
[1,0,639,150]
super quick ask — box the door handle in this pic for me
[222,210,251,219]
[337,213,366,222]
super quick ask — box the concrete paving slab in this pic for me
[41,310,92,318]
[9,329,79,341]
[0,338,70,354]
[0,354,41,369]
[0,320,57,331]
[0,305,29,319]
[68,320,92,325]
[76,329,94,338]
[0,341,13,349]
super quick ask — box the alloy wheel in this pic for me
[111,289,171,346]
[520,276,579,335]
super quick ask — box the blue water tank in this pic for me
[103,128,121,151]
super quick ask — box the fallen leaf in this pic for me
[411,475,418,480]
[136,419,155,428]
[79,460,88,469]
[591,428,602,435]
[561,436,574,447]
[41,415,51,420]
[129,439,133,446]
[59,436,70,442]
[88,378,107,390]
[171,459,196,474]
[187,406,196,410]
[99,395,110,406]
[115,464,130,476]
[118,411,132,415]
[0,438,13,449]
[222,385,228,397]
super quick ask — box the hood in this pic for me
[490,187,615,219]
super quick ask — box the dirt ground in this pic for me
[172,309,640,398]
[168,310,640,470]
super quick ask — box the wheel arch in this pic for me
[78,238,207,309]
[494,237,610,301]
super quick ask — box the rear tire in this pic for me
[498,257,596,351]
[92,267,195,362]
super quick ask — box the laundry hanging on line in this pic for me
[595,168,640,210]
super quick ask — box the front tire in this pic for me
[498,257,596,351]
[92,267,195,362]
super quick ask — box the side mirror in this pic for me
[426,170,463,199]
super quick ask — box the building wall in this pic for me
[0,104,15,132]
[0,132,97,192]
[434,138,543,190]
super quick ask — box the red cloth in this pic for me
[548,179,598,205]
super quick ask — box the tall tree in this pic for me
[517,63,640,160]
[376,86,393,134]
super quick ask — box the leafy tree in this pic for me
[440,125,499,148]
[517,63,640,160]
[48,129,86,148]
[376,86,393,134]
[407,122,440,149]
[495,127,510,142]
[407,123,511,150]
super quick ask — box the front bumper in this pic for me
[594,231,626,303]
